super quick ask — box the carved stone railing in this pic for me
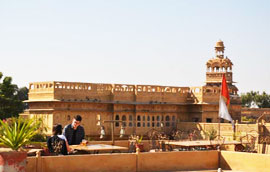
[206,72,233,83]
[28,82,55,100]
[28,81,239,104]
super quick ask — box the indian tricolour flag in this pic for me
[219,74,234,127]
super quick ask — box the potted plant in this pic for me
[204,127,217,140]
[0,117,40,172]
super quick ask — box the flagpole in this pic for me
[218,82,221,141]
[218,74,224,141]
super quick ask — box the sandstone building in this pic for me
[20,40,241,137]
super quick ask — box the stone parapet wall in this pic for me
[28,81,192,103]
[26,151,219,172]
[242,108,270,122]
[28,81,240,105]
[27,150,270,172]
[221,151,270,172]
[28,82,55,100]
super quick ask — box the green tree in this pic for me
[241,91,270,108]
[17,87,29,109]
[0,72,25,119]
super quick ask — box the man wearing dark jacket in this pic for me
[63,115,85,145]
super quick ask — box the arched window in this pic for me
[115,114,120,127]
[137,115,141,127]
[142,116,145,127]
[152,116,155,121]
[147,115,150,127]
[129,115,133,127]
[142,116,145,121]
[122,115,127,127]
[172,116,176,127]
[157,116,160,121]
[165,115,170,127]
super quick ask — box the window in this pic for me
[122,115,127,127]
[152,116,155,121]
[129,115,133,127]
[137,115,141,127]
[172,116,176,127]
[206,118,212,123]
[165,115,170,127]
[96,114,101,126]
[157,116,160,121]
[115,115,120,127]
[152,122,155,127]
[157,122,160,127]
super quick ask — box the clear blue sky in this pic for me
[0,0,269,94]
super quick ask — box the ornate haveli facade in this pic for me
[20,40,241,137]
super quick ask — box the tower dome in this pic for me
[215,40,225,57]
[215,40,225,48]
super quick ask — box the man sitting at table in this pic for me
[63,115,85,145]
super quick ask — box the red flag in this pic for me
[219,74,233,124]
[221,74,230,105]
